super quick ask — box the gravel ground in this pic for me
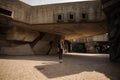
[0,53,120,80]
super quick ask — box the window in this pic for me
[0,8,12,16]
[82,13,86,19]
[56,13,64,22]
[70,14,74,19]
[68,12,75,22]
[81,13,88,21]
[58,15,62,20]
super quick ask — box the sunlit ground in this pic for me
[0,53,120,80]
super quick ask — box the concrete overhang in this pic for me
[9,19,107,40]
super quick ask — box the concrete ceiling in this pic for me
[32,22,107,39]
[11,19,107,40]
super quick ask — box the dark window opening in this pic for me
[70,14,74,19]
[58,15,62,20]
[68,12,75,22]
[57,14,64,22]
[0,8,12,16]
[82,13,86,19]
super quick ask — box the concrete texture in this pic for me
[0,0,107,55]
[0,0,107,39]
[33,34,59,55]
[6,26,39,42]
[0,0,104,24]
[0,44,34,55]
[31,22,107,40]
[0,0,31,23]
[93,34,108,41]
[9,19,107,40]
[0,53,120,80]
[33,41,50,55]
[0,32,60,55]
[31,1,104,24]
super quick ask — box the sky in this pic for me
[20,0,94,6]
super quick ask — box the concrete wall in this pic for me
[0,32,61,55]
[0,0,31,23]
[31,1,104,24]
[73,33,108,43]
[93,33,108,41]
[0,0,104,24]
[6,26,39,42]
[0,44,34,56]
[0,0,106,55]
[33,33,60,55]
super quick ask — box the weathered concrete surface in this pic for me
[0,40,10,47]
[0,30,60,55]
[0,0,107,56]
[31,22,107,40]
[0,0,104,24]
[0,0,107,40]
[31,1,104,24]
[0,44,34,55]
[0,0,31,23]
[0,53,119,80]
[73,33,108,43]
[33,41,50,55]
[33,34,60,55]
[6,26,39,42]
[8,19,107,40]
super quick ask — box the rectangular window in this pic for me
[82,13,86,19]
[58,15,62,20]
[56,13,64,22]
[81,13,88,21]
[68,12,75,22]
[0,8,12,16]
[70,14,74,19]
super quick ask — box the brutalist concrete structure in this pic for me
[0,0,107,55]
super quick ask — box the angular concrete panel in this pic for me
[33,34,60,55]
[33,41,50,55]
[6,26,39,42]
[0,44,34,56]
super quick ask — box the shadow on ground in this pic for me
[34,54,120,80]
[0,53,120,80]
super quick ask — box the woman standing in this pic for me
[58,40,64,63]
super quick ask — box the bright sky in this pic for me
[20,0,94,6]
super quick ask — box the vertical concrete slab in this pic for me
[33,41,50,55]
[33,34,60,55]
[0,44,34,55]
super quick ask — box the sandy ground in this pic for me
[0,53,120,80]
